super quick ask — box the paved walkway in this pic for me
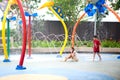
[0,53,120,80]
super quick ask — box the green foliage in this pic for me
[77,40,93,47]
[31,40,64,48]
[113,0,120,10]
[81,40,120,48]
[102,40,120,48]
[21,0,41,13]
[13,42,22,47]
[13,40,120,48]
[86,41,93,47]
[50,0,85,28]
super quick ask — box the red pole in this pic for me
[16,0,27,70]
[28,16,31,57]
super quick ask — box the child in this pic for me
[64,47,78,62]
[93,35,102,61]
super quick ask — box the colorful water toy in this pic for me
[25,12,38,58]
[71,0,120,48]
[38,1,68,56]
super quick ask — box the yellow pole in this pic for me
[49,7,68,56]
[2,0,12,59]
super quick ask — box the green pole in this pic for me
[7,19,10,57]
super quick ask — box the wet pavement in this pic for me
[0,53,120,80]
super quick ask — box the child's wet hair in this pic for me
[71,47,75,53]
[93,35,97,38]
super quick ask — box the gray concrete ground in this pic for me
[0,53,120,80]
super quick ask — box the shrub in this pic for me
[102,40,120,48]
[13,40,120,48]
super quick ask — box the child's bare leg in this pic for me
[97,53,102,61]
[93,52,96,62]
[64,57,68,62]
[74,58,78,62]
[64,54,71,62]
[72,56,78,62]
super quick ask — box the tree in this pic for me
[111,0,120,10]
[0,0,44,38]
[50,0,86,33]
[0,0,41,19]
[114,0,120,10]
[0,0,85,33]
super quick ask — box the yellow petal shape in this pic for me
[38,1,54,10]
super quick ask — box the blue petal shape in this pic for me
[1,16,16,21]
[25,12,30,16]
[88,9,96,16]
[1,17,9,21]
[84,4,96,16]
[19,20,22,25]
[84,4,94,13]
[99,6,106,13]
[6,18,9,21]
[96,0,106,13]
[10,17,16,21]
[32,13,38,17]
[98,0,105,4]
